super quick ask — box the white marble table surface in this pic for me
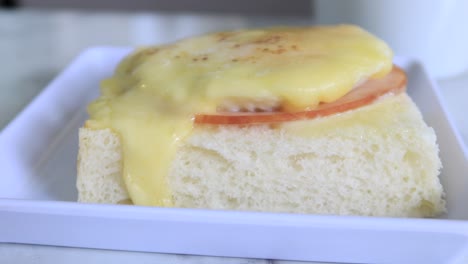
[1,8,467,264]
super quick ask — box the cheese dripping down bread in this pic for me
[78,25,446,217]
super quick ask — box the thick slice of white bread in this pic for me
[77,93,446,217]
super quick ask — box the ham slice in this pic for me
[194,66,407,125]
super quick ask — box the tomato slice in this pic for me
[194,66,407,125]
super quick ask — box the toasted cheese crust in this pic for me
[92,25,392,112]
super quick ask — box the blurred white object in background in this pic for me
[314,0,468,79]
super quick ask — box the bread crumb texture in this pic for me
[77,128,129,204]
[77,93,445,217]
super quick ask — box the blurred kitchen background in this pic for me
[0,0,467,142]
[0,0,314,130]
[1,0,313,15]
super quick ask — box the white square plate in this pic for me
[1,47,468,264]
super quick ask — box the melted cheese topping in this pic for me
[86,25,393,206]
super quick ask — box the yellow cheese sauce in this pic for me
[282,94,405,137]
[86,25,393,206]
